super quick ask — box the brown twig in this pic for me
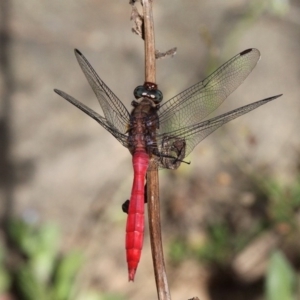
[140,1,171,299]
[142,0,156,83]
[147,172,171,300]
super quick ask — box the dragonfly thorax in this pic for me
[128,98,159,155]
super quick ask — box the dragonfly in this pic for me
[54,48,281,281]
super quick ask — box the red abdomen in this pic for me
[125,150,149,281]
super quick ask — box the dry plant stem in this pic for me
[142,1,171,299]
[147,173,171,300]
[142,0,156,83]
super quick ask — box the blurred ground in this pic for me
[0,0,300,299]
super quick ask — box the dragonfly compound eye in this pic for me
[134,86,147,99]
[153,89,163,103]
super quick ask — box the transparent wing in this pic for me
[156,94,282,165]
[75,49,130,134]
[158,48,261,134]
[54,89,129,147]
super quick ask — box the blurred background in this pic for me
[0,0,299,299]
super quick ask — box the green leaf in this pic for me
[8,219,35,255]
[16,265,48,300]
[0,268,10,294]
[30,224,60,283]
[266,251,296,300]
[8,219,60,259]
[52,251,84,300]
[0,245,10,293]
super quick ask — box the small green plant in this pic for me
[0,218,120,300]
[261,178,300,226]
[168,239,188,265]
[7,218,83,300]
[168,220,265,267]
[200,221,264,265]
[195,222,232,265]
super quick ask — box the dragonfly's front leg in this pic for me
[122,183,147,214]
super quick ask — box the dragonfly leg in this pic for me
[144,182,148,204]
[122,200,130,214]
[152,148,190,169]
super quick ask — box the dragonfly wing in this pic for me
[158,48,261,134]
[54,89,129,147]
[156,94,282,168]
[75,49,130,135]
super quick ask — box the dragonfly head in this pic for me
[133,82,163,104]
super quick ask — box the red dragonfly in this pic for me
[54,48,281,281]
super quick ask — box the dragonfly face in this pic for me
[133,82,163,104]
